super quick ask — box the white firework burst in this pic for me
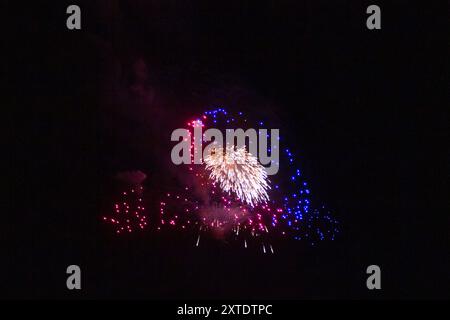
[204,146,270,207]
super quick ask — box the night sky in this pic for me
[8,0,448,299]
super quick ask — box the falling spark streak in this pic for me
[204,146,270,207]
[196,234,201,247]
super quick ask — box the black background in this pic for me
[7,0,449,299]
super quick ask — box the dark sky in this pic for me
[8,0,448,299]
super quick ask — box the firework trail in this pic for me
[102,185,149,234]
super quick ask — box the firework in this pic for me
[156,107,339,251]
[204,145,270,207]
